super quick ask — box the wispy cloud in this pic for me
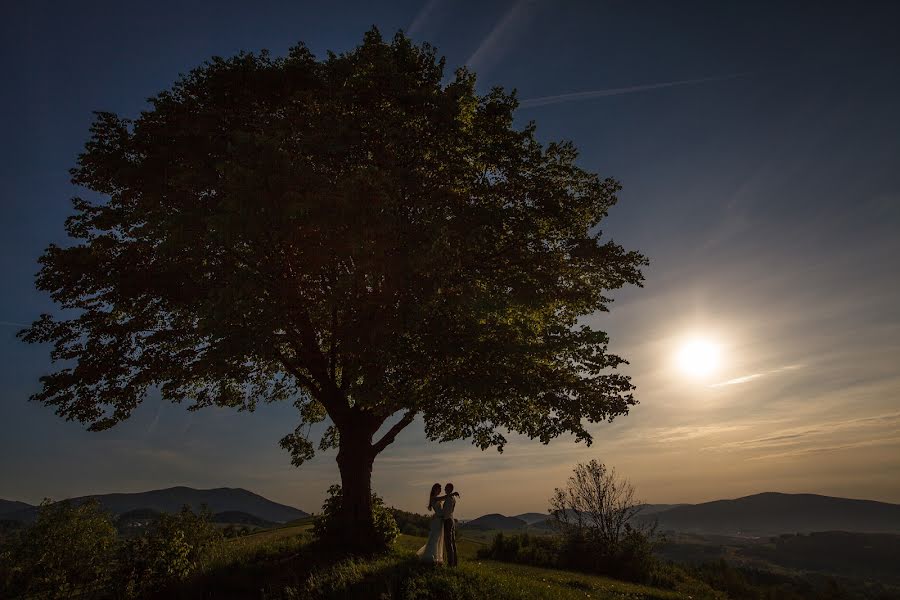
[519,74,743,108]
[466,0,541,74]
[407,0,442,37]
[709,363,804,388]
[0,321,27,328]
[647,424,754,444]
[704,412,900,454]
[747,436,900,461]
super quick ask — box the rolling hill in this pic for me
[647,492,900,535]
[461,493,900,537]
[2,486,306,524]
[0,499,34,517]
[514,512,551,525]
[461,513,527,530]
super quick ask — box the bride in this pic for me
[416,483,457,564]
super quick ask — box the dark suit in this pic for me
[443,518,457,567]
[442,494,458,567]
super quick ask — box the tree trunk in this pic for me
[335,435,378,552]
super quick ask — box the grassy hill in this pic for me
[158,518,710,599]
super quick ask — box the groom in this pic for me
[442,482,458,567]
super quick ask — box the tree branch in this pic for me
[274,348,321,398]
[372,410,417,454]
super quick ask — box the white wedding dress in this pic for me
[416,497,445,564]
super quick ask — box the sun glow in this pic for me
[676,337,722,378]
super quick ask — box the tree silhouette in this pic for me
[20,29,646,551]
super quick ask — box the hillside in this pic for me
[461,513,528,531]
[212,510,278,527]
[514,512,551,525]
[3,486,306,524]
[648,492,900,535]
[639,503,688,515]
[0,500,34,517]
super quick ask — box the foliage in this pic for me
[0,499,118,599]
[548,460,659,581]
[476,531,562,567]
[115,505,223,597]
[312,485,399,551]
[390,507,432,537]
[20,27,646,548]
[477,533,726,599]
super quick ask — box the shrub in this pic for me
[476,532,561,568]
[313,485,399,552]
[557,522,657,582]
[0,499,118,600]
[549,460,660,582]
[115,505,223,597]
[391,507,431,537]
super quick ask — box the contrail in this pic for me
[467,0,541,74]
[519,73,744,108]
[0,320,27,328]
[408,0,442,37]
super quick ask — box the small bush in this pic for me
[556,523,657,582]
[115,505,224,597]
[548,460,661,582]
[313,485,399,552]
[391,508,431,537]
[476,532,561,568]
[0,499,118,600]
[650,561,728,599]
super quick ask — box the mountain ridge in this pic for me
[1,486,307,524]
[463,492,900,536]
[647,491,900,535]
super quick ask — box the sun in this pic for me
[676,338,721,378]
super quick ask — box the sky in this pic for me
[1,1,899,518]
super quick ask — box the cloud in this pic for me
[747,436,900,461]
[519,74,744,108]
[0,321,27,328]
[408,0,442,37]
[647,423,754,444]
[466,1,541,74]
[708,363,804,388]
[703,412,900,454]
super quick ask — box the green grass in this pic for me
[457,560,687,600]
[394,534,699,600]
[394,532,485,560]
[172,525,711,599]
[226,521,313,549]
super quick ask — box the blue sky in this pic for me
[1,1,899,517]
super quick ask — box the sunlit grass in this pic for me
[191,527,707,599]
[394,534,695,599]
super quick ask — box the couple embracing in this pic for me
[416,482,459,566]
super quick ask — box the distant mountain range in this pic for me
[646,492,900,535]
[0,486,307,524]
[462,493,900,536]
[0,500,33,517]
[5,489,899,536]
[461,513,529,530]
[514,512,552,525]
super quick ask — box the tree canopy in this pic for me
[21,28,646,547]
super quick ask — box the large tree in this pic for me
[21,30,646,551]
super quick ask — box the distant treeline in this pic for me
[390,508,432,537]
